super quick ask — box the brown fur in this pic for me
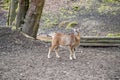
[48,29,80,60]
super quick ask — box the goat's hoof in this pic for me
[80,51,83,53]
[48,57,51,59]
[56,56,60,58]
[48,56,51,59]
[73,57,76,60]
[73,56,76,59]
[69,57,73,60]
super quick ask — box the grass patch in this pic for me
[59,21,70,28]
[2,0,9,10]
[66,21,78,29]
[98,3,120,15]
[107,33,120,37]
[72,4,80,11]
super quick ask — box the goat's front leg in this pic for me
[69,46,73,60]
[48,47,51,58]
[73,48,76,59]
[55,47,60,58]
[48,46,55,58]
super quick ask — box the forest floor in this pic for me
[38,0,120,36]
[0,27,120,80]
[0,0,120,80]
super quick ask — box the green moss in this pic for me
[98,3,120,15]
[103,0,120,2]
[59,7,67,12]
[98,4,108,14]
[11,26,16,30]
[66,21,78,29]
[72,4,80,11]
[43,17,58,28]
[59,21,69,28]
[2,0,9,10]
[92,30,97,33]
[107,33,120,37]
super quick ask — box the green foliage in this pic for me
[59,21,69,28]
[3,0,9,4]
[98,3,120,15]
[11,26,16,30]
[59,7,77,19]
[59,7,67,13]
[72,4,80,11]
[107,33,120,36]
[40,0,120,31]
[66,21,78,29]
[42,16,58,28]
[103,0,120,2]
[98,4,110,14]
[2,0,9,10]
[45,21,58,28]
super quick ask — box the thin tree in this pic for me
[22,0,45,38]
[15,0,29,29]
[7,0,18,26]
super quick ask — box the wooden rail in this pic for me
[0,5,6,7]
[36,36,120,47]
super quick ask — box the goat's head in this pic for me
[73,28,80,35]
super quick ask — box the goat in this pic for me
[48,28,80,60]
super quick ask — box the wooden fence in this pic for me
[37,36,120,47]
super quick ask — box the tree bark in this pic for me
[7,0,18,26]
[22,0,45,38]
[16,0,29,29]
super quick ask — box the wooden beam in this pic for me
[0,5,6,7]
[81,36,120,40]
[80,43,120,47]
[36,36,120,47]
[81,36,120,43]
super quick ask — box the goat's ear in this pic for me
[74,28,80,32]
[73,28,77,32]
[71,28,75,32]
[72,28,80,32]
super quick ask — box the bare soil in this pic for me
[0,0,120,80]
[0,28,120,80]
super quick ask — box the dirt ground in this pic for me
[0,0,120,79]
[0,28,120,80]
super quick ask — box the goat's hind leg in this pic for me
[48,47,51,58]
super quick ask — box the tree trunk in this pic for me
[7,0,18,26]
[22,0,45,38]
[7,1,11,26]
[15,0,29,29]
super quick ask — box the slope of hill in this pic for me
[39,0,120,36]
[0,0,120,36]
